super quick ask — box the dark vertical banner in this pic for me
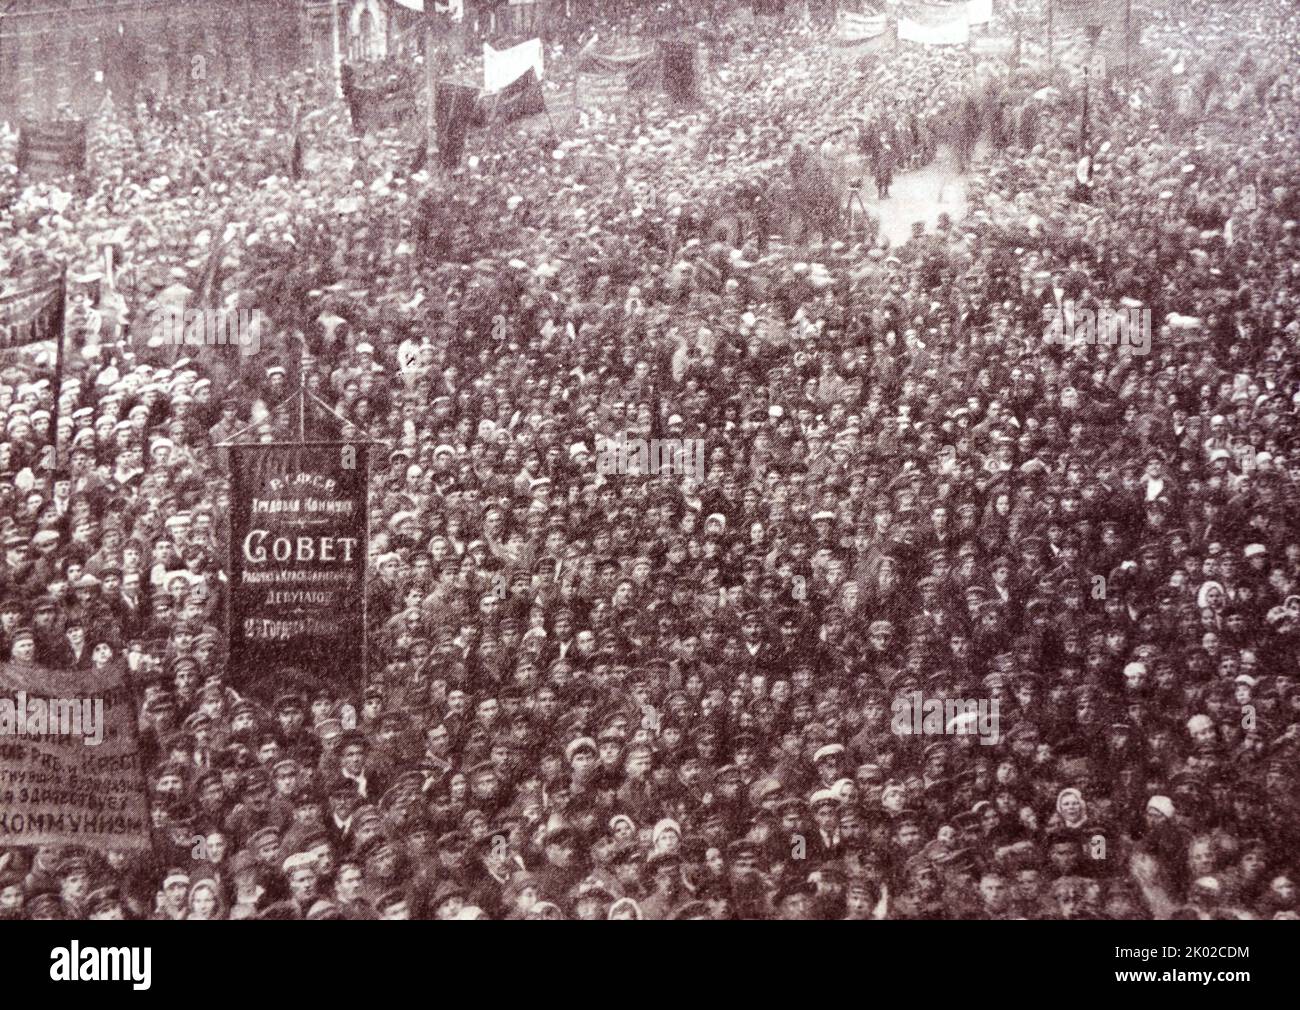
[15,120,88,179]
[436,80,481,165]
[350,73,419,133]
[227,443,370,696]
[0,273,66,356]
[660,40,699,103]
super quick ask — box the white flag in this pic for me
[484,38,544,93]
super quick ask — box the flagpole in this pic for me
[1124,0,1131,77]
[434,0,444,143]
[298,334,306,443]
[50,266,68,471]
[1047,0,1053,72]
[361,441,370,689]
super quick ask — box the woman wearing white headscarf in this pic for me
[1055,787,1088,831]
[185,878,225,921]
[1196,579,1226,614]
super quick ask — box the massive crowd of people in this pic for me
[0,0,1298,920]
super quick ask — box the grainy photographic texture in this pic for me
[0,0,1297,923]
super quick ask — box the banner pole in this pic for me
[1047,0,1053,71]
[1125,0,1131,77]
[425,3,438,140]
[224,443,235,695]
[298,332,306,443]
[50,266,67,472]
[361,442,370,690]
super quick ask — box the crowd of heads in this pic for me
[0,0,1298,920]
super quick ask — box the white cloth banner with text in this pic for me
[840,12,889,40]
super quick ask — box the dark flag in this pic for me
[479,68,546,126]
[660,40,698,104]
[436,81,479,167]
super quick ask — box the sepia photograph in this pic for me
[0,0,1293,982]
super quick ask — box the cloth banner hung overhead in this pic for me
[839,11,889,41]
[0,661,152,852]
[16,120,88,179]
[483,38,544,93]
[0,272,65,354]
[577,48,660,93]
[898,2,971,46]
